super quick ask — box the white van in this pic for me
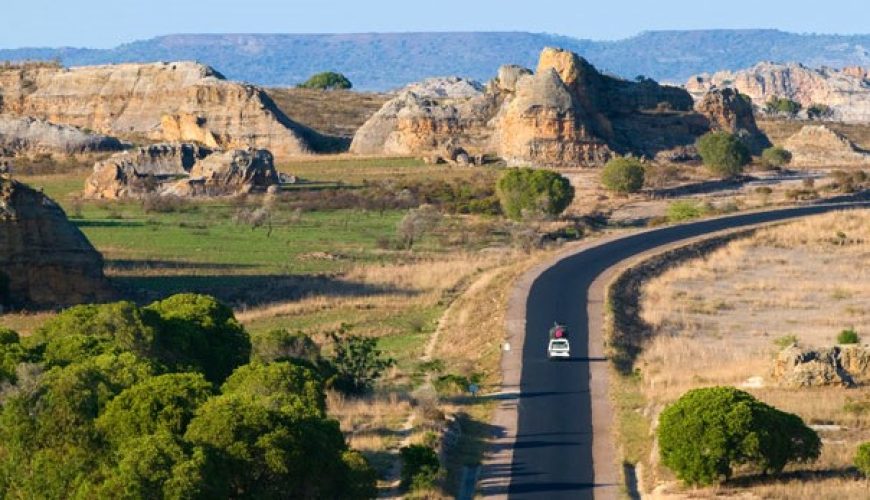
[547,338,570,360]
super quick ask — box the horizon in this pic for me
[2,0,869,49]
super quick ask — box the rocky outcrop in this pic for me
[0,177,113,308]
[84,143,278,199]
[772,345,870,388]
[0,61,311,157]
[687,62,870,122]
[694,88,771,153]
[352,47,712,167]
[403,77,484,99]
[783,125,870,167]
[0,115,126,155]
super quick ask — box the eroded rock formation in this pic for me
[0,115,126,155]
[84,143,278,199]
[772,345,870,388]
[687,62,870,122]
[352,47,745,167]
[694,88,771,153]
[0,61,311,157]
[0,177,113,308]
[783,125,870,167]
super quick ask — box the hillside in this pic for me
[5,30,870,90]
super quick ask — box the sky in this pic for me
[2,0,869,49]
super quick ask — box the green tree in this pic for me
[328,325,394,395]
[145,294,251,383]
[764,97,802,118]
[601,157,645,193]
[837,328,860,344]
[96,372,214,445]
[221,361,326,418]
[341,450,379,499]
[0,328,26,383]
[297,71,352,90]
[250,329,321,364]
[696,131,750,178]
[184,394,352,498]
[807,103,834,121]
[658,386,820,485]
[399,444,440,490]
[761,146,792,169]
[496,167,575,220]
[855,442,870,477]
[34,301,158,366]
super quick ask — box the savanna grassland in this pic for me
[1,156,560,496]
[630,210,870,498]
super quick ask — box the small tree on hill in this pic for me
[855,442,870,477]
[764,97,802,118]
[328,325,394,395]
[601,157,645,193]
[658,386,820,485]
[807,103,834,121]
[696,131,750,178]
[297,71,352,90]
[761,146,792,169]
[496,167,574,221]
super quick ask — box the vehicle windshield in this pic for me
[550,340,569,348]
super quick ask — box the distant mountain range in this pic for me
[3,30,870,91]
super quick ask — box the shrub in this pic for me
[397,204,442,249]
[250,329,321,364]
[601,157,645,193]
[297,71,352,90]
[764,97,802,117]
[327,325,394,395]
[761,147,792,169]
[773,335,799,349]
[666,200,709,222]
[807,103,834,121]
[856,442,870,476]
[496,167,574,220]
[837,328,860,345]
[399,444,440,490]
[658,386,820,485]
[696,132,750,177]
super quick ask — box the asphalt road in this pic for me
[507,203,867,499]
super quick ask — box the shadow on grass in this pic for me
[74,219,146,228]
[106,259,259,271]
[112,273,416,308]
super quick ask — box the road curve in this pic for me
[479,202,868,500]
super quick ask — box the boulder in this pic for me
[0,61,311,158]
[695,88,771,153]
[783,125,870,167]
[0,115,126,155]
[771,345,870,388]
[83,143,278,199]
[0,177,113,308]
[687,62,870,123]
[495,65,533,93]
[403,76,484,98]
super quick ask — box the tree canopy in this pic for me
[297,71,353,90]
[496,167,575,220]
[658,386,820,485]
[601,157,645,193]
[696,131,750,178]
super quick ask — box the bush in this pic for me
[328,325,394,395]
[601,157,645,193]
[855,442,870,477]
[761,147,792,169]
[765,97,802,117]
[837,328,860,345]
[250,329,321,364]
[496,167,575,220]
[658,386,820,485]
[397,204,442,249]
[666,200,710,222]
[399,444,440,490]
[297,71,352,90]
[696,132,750,177]
[807,103,834,121]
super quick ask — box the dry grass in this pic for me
[758,119,870,150]
[633,210,870,496]
[265,87,388,138]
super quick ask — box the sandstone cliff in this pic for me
[687,62,870,123]
[352,47,729,167]
[0,62,312,157]
[0,115,127,155]
[84,143,279,199]
[783,125,870,167]
[0,177,113,308]
[694,88,771,153]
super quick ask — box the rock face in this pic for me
[772,345,870,388]
[403,77,485,98]
[0,62,312,158]
[0,177,113,308]
[84,143,278,199]
[694,88,771,153]
[687,62,870,123]
[0,115,126,155]
[783,125,870,167]
[352,47,731,167]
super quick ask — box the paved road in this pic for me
[506,203,867,499]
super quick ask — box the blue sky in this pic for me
[2,0,869,48]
